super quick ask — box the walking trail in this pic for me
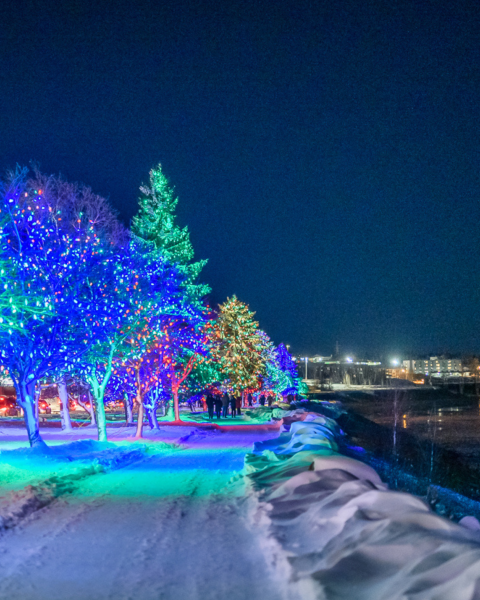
[0,429,294,600]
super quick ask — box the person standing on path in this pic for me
[230,395,237,418]
[247,393,253,407]
[236,395,242,416]
[222,392,230,418]
[259,395,265,406]
[214,395,222,419]
[206,394,214,420]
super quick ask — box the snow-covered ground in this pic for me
[0,425,292,600]
[2,411,480,598]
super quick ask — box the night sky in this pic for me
[1,0,479,357]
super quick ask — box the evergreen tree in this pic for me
[210,296,270,394]
[188,353,222,394]
[132,164,210,304]
[258,334,290,396]
[275,343,303,396]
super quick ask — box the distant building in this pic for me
[295,356,384,387]
[402,356,463,377]
[309,355,333,363]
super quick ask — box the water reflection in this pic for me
[333,387,480,507]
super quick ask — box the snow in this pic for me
[0,439,162,535]
[0,425,292,600]
[245,409,480,599]
[1,408,480,598]
[167,406,283,425]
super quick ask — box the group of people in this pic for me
[205,392,241,419]
[257,394,275,407]
[204,391,277,420]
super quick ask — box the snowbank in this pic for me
[246,409,480,599]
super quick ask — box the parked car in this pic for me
[0,396,19,416]
[59,399,79,411]
[39,399,52,414]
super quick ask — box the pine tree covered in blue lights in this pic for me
[275,343,304,396]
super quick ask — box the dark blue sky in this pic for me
[1,0,479,356]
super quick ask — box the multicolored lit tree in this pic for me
[148,317,211,422]
[256,334,289,397]
[187,353,222,395]
[76,237,185,441]
[129,165,212,425]
[0,167,119,446]
[119,326,168,438]
[209,296,270,395]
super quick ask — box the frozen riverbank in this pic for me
[246,408,480,599]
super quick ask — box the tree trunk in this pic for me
[86,348,115,441]
[134,368,144,438]
[146,405,159,430]
[87,379,107,442]
[164,401,175,420]
[93,388,107,442]
[123,392,133,424]
[135,402,145,438]
[16,378,46,448]
[58,378,73,432]
[34,382,40,421]
[87,390,96,425]
[77,390,96,425]
[172,385,180,421]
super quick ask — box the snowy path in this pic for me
[0,433,292,600]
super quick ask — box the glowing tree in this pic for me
[119,326,167,438]
[210,296,270,396]
[275,343,305,397]
[129,165,212,425]
[255,333,288,398]
[145,317,210,422]
[104,369,136,425]
[262,361,290,397]
[187,353,222,396]
[0,168,119,446]
[111,239,202,436]
[132,164,210,304]
[76,237,184,441]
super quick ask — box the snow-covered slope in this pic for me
[246,410,480,599]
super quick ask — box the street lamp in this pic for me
[301,357,309,381]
